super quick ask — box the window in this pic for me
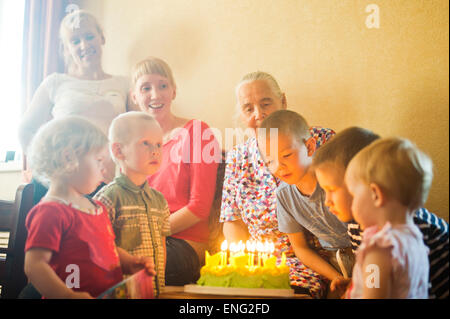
[0,0,25,164]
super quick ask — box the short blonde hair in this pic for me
[108,112,161,162]
[131,57,176,88]
[348,137,433,211]
[59,10,104,70]
[29,117,108,184]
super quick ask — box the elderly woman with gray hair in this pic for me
[220,71,335,298]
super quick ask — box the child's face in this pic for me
[259,132,314,186]
[120,121,163,178]
[315,163,353,223]
[344,164,377,230]
[70,146,109,194]
[133,74,176,118]
[61,20,104,70]
[237,80,286,130]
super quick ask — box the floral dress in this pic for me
[220,127,335,298]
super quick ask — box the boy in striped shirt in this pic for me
[312,127,449,299]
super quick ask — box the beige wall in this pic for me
[80,0,449,220]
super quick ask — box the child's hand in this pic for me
[127,256,157,276]
[116,247,157,276]
[330,276,351,295]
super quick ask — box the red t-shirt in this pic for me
[25,201,123,298]
[147,119,220,243]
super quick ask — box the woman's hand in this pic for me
[223,219,250,243]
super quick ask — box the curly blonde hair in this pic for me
[28,116,108,184]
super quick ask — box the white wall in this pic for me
[0,166,22,201]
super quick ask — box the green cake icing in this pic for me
[197,271,291,289]
[197,251,291,289]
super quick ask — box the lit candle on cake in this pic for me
[263,241,271,265]
[269,242,275,258]
[220,240,228,266]
[246,240,255,268]
[197,239,291,291]
[238,240,245,254]
[229,242,238,258]
[256,241,264,267]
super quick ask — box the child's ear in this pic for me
[111,143,125,161]
[61,149,78,172]
[305,137,316,157]
[369,183,385,207]
[281,93,287,109]
[62,149,75,162]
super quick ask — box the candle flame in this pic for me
[256,241,264,252]
[221,240,228,251]
[229,242,238,253]
[246,240,256,252]
[264,241,271,253]
[238,240,245,252]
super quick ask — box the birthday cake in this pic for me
[196,250,291,289]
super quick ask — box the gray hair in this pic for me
[233,71,284,126]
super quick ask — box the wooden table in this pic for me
[159,286,311,299]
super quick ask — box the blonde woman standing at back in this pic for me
[19,10,130,202]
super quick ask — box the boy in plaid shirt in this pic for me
[95,112,170,297]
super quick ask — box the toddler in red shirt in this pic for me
[24,117,155,298]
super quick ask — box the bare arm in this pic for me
[223,219,250,243]
[24,248,92,299]
[169,206,201,235]
[18,82,53,154]
[288,232,342,281]
[362,246,392,299]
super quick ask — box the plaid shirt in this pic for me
[94,174,171,297]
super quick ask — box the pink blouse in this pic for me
[147,119,220,243]
[347,222,429,299]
